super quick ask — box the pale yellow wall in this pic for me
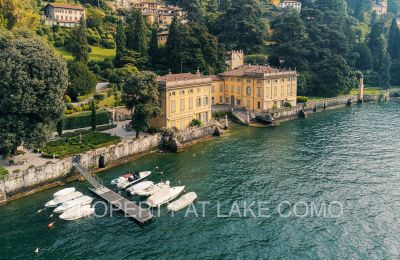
[152,83,212,130]
[211,76,297,112]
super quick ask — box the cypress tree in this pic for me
[132,9,148,57]
[166,16,182,72]
[148,27,158,69]
[388,18,400,60]
[69,17,89,63]
[115,19,126,67]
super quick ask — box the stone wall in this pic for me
[0,124,218,203]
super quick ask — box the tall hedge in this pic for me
[63,111,110,130]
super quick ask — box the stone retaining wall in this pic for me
[0,123,219,203]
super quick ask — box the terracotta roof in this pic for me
[47,3,84,11]
[218,65,297,78]
[158,73,205,82]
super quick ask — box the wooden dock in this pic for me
[73,163,153,224]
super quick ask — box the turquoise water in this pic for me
[1,101,400,259]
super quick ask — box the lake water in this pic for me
[1,100,400,259]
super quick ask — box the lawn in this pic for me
[349,87,384,96]
[56,46,116,61]
[41,132,121,159]
[99,95,116,107]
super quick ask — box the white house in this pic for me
[279,0,302,13]
[44,3,85,27]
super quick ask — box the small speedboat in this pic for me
[59,205,95,221]
[136,181,170,196]
[45,192,83,208]
[167,192,197,212]
[117,171,152,189]
[127,181,154,195]
[146,186,185,207]
[53,187,75,198]
[54,195,93,214]
[110,173,133,185]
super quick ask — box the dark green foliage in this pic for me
[388,18,400,60]
[123,71,161,138]
[90,100,97,130]
[311,55,358,97]
[190,119,202,127]
[67,61,97,100]
[0,167,8,179]
[115,19,126,67]
[355,43,373,70]
[0,30,68,156]
[63,111,110,130]
[390,59,400,85]
[149,27,158,69]
[68,17,89,63]
[213,0,266,52]
[56,119,63,136]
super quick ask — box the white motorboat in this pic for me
[45,192,83,208]
[117,171,152,189]
[136,181,170,197]
[53,187,75,198]
[54,195,93,213]
[110,173,133,185]
[127,181,154,195]
[146,186,185,207]
[167,192,197,212]
[59,205,95,221]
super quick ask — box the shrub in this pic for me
[190,119,202,127]
[81,104,90,111]
[64,109,74,115]
[0,167,8,179]
[8,160,14,165]
[297,96,308,103]
[12,169,20,174]
[106,88,113,97]
[147,127,161,134]
[284,101,292,108]
[94,93,107,101]
[63,111,110,130]
[66,103,74,110]
[64,95,72,103]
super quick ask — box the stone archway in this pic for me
[98,155,106,168]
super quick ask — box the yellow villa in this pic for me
[151,73,212,130]
[211,65,298,112]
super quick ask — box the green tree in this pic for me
[311,55,358,97]
[123,71,161,138]
[56,119,63,136]
[214,0,266,52]
[90,100,97,130]
[86,7,104,29]
[0,30,68,156]
[67,61,97,100]
[388,18,400,60]
[68,17,89,63]
[148,27,158,69]
[115,19,126,67]
[131,10,148,58]
[166,16,182,72]
[355,43,373,70]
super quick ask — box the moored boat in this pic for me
[117,171,152,189]
[45,192,83,208]
[146,186,185,207]
[136,181,170,196]
[59,205,95,221]
[53,187,75,198]
[127,181,154,195]
[53,195,93,213]
[167,192,197,212]
[110,173,133,185]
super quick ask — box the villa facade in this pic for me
[151,73,212,130]
[211,65,298,112]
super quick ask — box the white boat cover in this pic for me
[167,192,197,212]
[54,195,93,213]
[45,192,83,208]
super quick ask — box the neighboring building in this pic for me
[226,50,244,70]
[157,31,169,46]
[151,72,212,130]
[44,3,85,27]
[211,65,298,112]
[111,0,137,10]
[134,2,185,30]
[279,0,302,12]
[373,0,388,15]
[397,18,400,28]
